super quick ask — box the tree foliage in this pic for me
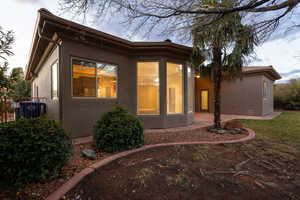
[192,7,258,78]
[0,26,15,95]
[191,0,257,128]
[0,26,14,60]
[274,79,300,110]
[8,68,31,101]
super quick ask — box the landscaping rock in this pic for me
[81,149,96,160]
[216,129,227,134]
[224,120,244,129]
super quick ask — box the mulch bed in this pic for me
[65,139,300,200]
[144,127,247,144]
[0,127,249,200]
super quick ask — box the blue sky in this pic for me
[0,0,299,83]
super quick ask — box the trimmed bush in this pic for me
[0,117,73,187]
[93,106,144,153]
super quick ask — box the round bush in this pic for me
[0,117,73,187]
[93,106,144,153]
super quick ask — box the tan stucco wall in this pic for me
[220,75,263,116]
[195,74,274,116]
[55,39,193,137]
[31,46,60,120]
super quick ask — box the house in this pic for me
[195,66,281,116]
[26,9,281,138]
[25,9,194,137]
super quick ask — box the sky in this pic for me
[0,0,299,83]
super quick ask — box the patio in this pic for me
[194,112,281,126]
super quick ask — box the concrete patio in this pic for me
[194,112,281,127]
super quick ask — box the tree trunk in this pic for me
[212,46,222,129]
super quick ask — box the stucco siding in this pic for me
[220,75,263,116]
[60,40,132,137]
[31,46,60,120]
[59,39,193,137]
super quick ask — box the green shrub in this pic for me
[93,106,144,153]
[274,79,300,110]
[0,117,73,187]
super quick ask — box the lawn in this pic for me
[240,111,300,149]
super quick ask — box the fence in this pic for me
[0,97,47,123]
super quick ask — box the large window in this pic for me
[72,59,117,98]
[137,62,160,114]
[167,62,183,114]
[187,66,193,112]
[51,62,58,99]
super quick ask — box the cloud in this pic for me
[276,69,300,83]
[280,69,300,77]
[13,0,42,4]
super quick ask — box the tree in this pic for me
[8,68,31,101]
[0,26,14,93]
[274,78,300,110]
[0,26,14,61]
[60,0,300,40]
[191,1,257,128]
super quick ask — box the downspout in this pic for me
[37,24,63,123]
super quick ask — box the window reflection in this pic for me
[72,59,117,98]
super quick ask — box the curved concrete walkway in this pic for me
[47,128,255,200]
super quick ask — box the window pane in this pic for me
[188,66,193,112]
[137,62,159,114]
[167,62,183,114]
[72,59,96,97]
[97,63,117,98]
[263,81,267,98]
[51,62,58,99]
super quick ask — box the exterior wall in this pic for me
[262,76,274,115]
[31,46,60,120]
[220,75,263,116]
[195,74,275,116]
[59,39,193,137]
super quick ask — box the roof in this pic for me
[26,8,192,80]
[242,66,281,81]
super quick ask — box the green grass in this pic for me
[239,111,300,150]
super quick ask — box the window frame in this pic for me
[51,60,59,100]
[263,80,267,100]
[136,60,161,115]
[187,65,194,113]
[166,61,184,115]
[71,57,118,99]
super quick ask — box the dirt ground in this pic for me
[0,127,248,200]
[65,138,300,200]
